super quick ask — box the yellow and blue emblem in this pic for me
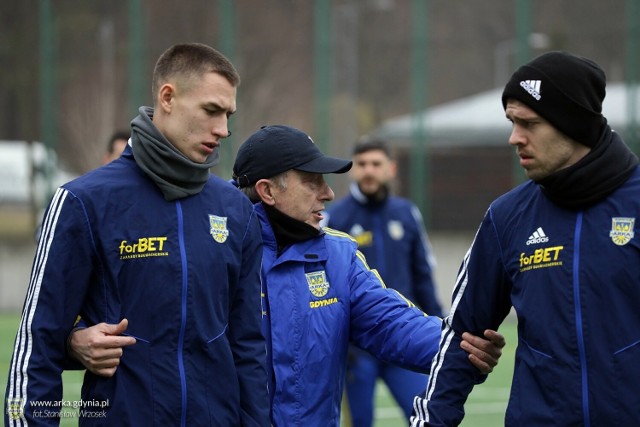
[610,217,635,246]
[7,397,24,420]
[209,214,229,243]
[306,270,330,297]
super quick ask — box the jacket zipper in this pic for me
[176,201,189,427]
[573,211,590,427]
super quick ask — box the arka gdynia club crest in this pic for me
[209,215,229,243]
[609,217,635,246]
[306,271,330,297]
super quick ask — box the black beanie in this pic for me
[501,51,607,147]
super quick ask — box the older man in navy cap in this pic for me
[231,124,504,426]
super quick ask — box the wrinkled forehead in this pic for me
[505,98,540,118]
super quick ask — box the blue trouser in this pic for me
[345,347,429,427]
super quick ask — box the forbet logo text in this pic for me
[519,245,563,272]
[119,237,169,260]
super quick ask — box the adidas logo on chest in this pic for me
[526,227,549,245]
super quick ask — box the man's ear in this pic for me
[389,159,398,179]
[158,83,176,113]
[255,179,276,206]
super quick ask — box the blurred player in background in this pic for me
[103,130,130,164]
[325,137,444,427]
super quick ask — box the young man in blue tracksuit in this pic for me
[324,138,443,427]
[5,43,269,426]
[411,51,640,426]
[68,125,506,426]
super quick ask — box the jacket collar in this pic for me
[255,203,328,266]
[349,181,389,206]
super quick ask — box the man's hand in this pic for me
[69,318,136,377]
[460,329,505,374]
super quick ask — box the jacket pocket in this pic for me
[609,339,640,425]
[201,331,241,426]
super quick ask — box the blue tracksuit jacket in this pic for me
[326,183,443,316]
[255,203,441,426]
[414,166,640,426]
[5,146,269,426]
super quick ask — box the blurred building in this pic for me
[373,83,640,230]
[0,0,637,308]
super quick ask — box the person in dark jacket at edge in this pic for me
[5,43,270,426]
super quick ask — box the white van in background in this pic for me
[0,140,75,206]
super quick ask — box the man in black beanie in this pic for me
[411,51,640,427]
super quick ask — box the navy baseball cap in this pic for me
[232,125,352,188]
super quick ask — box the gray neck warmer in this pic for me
[130,106,219,201]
